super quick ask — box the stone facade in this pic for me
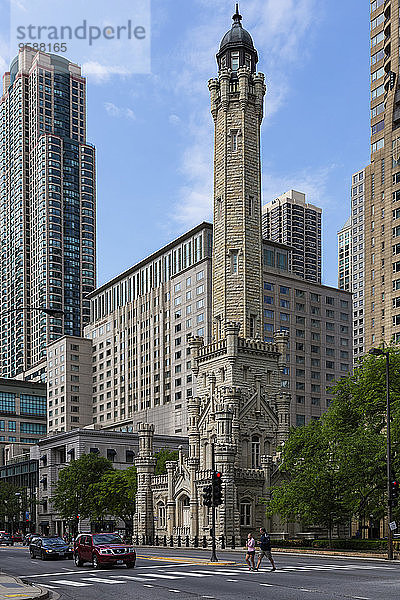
[133,9,293,542]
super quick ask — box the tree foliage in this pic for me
[267,346,400,537]
[155,448,179,475]
[0,482,28,524]
[52,453,115,520]
[90,467,137,524]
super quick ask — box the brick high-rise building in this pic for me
[0,48,96,377]
[364,1,400,348]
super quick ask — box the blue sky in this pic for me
[0,0,371,288]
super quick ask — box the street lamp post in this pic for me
[368,347,393,560]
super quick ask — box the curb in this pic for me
[21,581,49,600]
[0,575,49,600]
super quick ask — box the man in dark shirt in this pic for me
[255,527,276,571]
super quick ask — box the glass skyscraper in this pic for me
[0,47,96,377]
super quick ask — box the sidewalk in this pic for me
[0,574,49,600]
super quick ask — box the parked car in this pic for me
[12,533,23,543]
[0,533,13,546]
[30,536,73,560]
[74,533,136,569]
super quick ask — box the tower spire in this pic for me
[233,3,242,24]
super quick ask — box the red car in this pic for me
[73,533,136,569]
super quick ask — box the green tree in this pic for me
[52,453,114,521]
[0,483,28,532]
[91,467,137,532]
[154,448,179,475]
[267,345,400,539]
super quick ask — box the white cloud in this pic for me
[169,114,181,125]
[82,61,131,83]
[104,102,135,120]
[170,0,320,229]
[261,164,337,209]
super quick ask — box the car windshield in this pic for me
[92,534,123,545]
[43,538,65,546]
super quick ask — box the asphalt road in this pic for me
[0,544,399,600]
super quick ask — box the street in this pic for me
[0,545,399,600]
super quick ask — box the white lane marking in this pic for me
[226,579,238,582]
[213,570,243,575]
[260,583,273,587]
[27,569,112,577]
[141,573,183,579]
[51,580,92,587]
[81,577,126,584]
[111,575,156,582]
[143,584,154,587]
[167,571,212,578]
[168,591,181,594]
[41,584,59,589]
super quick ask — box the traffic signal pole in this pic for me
[210,443,218,562]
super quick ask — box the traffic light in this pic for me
[212,471,223,507]
[203,485,212,508]
[390,480,400,507]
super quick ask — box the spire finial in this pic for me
[233,3,242,24]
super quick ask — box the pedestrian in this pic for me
[255,527,276,571]
[245,532,256,571]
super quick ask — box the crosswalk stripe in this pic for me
[51,580,92,587]
[81,577,126,584]
[167,571,212,577]
[140,573,182,579]
[111,575,156,582]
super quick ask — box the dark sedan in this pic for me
[0,533,13,546]
[30,536,73,560]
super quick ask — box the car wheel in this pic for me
[29,550,34,559]
[92,554,101,569]
[74,553,84,567]
[125,561,135,568]
[41,551,47,561]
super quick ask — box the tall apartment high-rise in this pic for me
[338,216,352,292]
[262,190,322,283]
[363,1,400,349]
[338,169,366,360]
[0,48,96,377]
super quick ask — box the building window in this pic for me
[158,503,166,528]
[0,393,16,414]
[240,501,251,526]
[231,251,238,273]
[251,435,260,468]
[231,130,238,151]
[20,394,46,416]
[231,51,239,70]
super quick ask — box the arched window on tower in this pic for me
[231,51,239,70]
[251,435,260,468]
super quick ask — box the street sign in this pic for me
[389,521,397,531]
